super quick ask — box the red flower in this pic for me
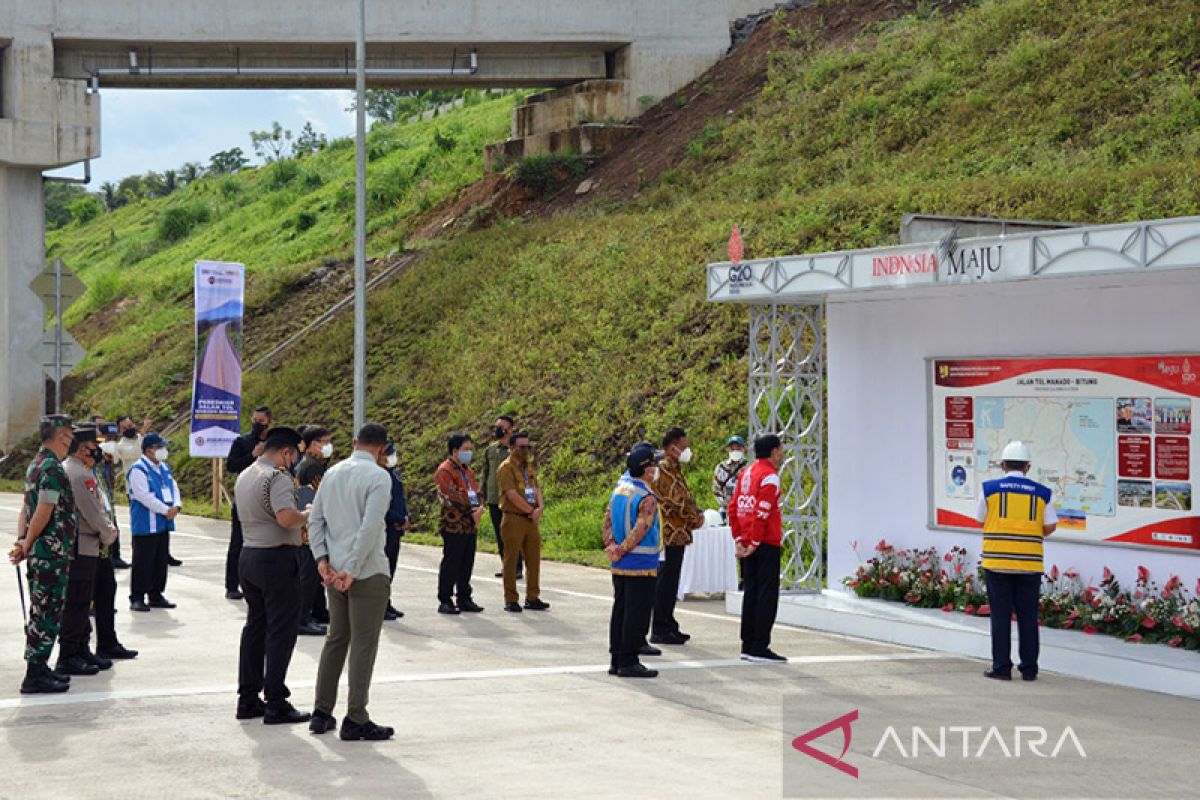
[964,604,976,616]
[1136,565,1149,584]
[977,604,991,616]
[1163,576,1181,596]
[1195,578,1200,595]
[1168,637,1183,648]
[1050,565,1059,581]
[1083,625,1098,635]
[1141,616,1157,630]
[1128,633,1143,643]
[1066,609,1081,620]
[850,539,859,552]
[1102,566,1113,583]
[848,581,859,589]
[944,552,953,562]
[1063,619,1074,628]
[1064,569,1079,580]
[942,603,954,612]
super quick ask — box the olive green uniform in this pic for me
[22,448,78,664]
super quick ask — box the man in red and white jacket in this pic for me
[729,434,787,663]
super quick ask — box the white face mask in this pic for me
[154,448,169,462]
[729,450,745,462]
[320,442,334,459]
[678,447,693,464]
[100,441,117,457]
[386,454,398,468]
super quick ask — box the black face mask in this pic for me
[121,428,138,439]
[494,427,508,440]
[251,422,268,437]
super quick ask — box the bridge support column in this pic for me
[0,165,50,449]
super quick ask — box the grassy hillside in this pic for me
[43,0,1200,567]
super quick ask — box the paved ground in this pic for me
[0,494,1194,799]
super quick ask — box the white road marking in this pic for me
[0,652,946,711]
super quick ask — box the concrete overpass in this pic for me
[0,0,775,447]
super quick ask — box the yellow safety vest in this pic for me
[981,475,1051,573]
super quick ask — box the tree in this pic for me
[293,122,328,157]
[179,162,203,184]
[69,195,103,225]
[99,181,118,210]
[141,171,165,198]
[117,174,145,206]
[208,147,249,175]
[43,182,87,229]
[348,90,463,122]
[249,121,292,162]
[162,169,178,195]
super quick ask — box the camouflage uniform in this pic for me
[22,448,78,664]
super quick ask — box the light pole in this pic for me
[353,0,367,434]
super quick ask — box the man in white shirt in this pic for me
[306,422,394,742]
[127,433,182,612]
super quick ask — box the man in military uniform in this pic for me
[9,416,78,694]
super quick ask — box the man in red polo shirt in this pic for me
[730,433,787,663]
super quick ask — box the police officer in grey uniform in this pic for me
[233,427,311,725]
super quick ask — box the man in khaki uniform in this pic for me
[497,432,549,613]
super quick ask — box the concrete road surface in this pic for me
[0,494,1193,799]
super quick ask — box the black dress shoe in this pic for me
[504,602,523,613]
[1021,672,1038,682]
[617,664,658,679]
[984,669,1012,681]
[638,644,662,657]
[675,631,691,642]
[437,603,461,615]
[339,717,394,741]
[148,595,176,609]
[236,698,266,720]
[82,650,113,671]
[494,571,504,578]
[458,601,484,613]
[523,599,550,611]
[20,663,70,694]
[55,655,100,676]
[383,605,401,621]
[309,710,337,734]
[608,663,619,676]
[130,598,151,612]
[650,632,688,646]
[264,701,311,725]
[111,557,131,569]
[225,589,244,600]
[297,620,327,636]
[97,644,138,660]
[167,556,182,567]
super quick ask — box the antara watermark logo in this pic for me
[791,710,1087,779]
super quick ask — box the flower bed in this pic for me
[844,539,1200,651]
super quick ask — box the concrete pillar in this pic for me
[0,165,49,448]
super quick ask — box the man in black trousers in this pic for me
[224,406,272,601]
[233,426,310,725]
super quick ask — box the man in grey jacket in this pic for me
[306,422,395,742]
[59,425,119,676]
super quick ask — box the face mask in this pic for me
[678,447,693,464]
[251,422,268,437]
[121,428,138,439]
[89,447,103,462]
[494,427,508,440]
[458,450,474,465]
[154,448,169,462]
[729,450,745,462]
[100,440,117,457]
[386,454,398,468]
[320,442,334,459]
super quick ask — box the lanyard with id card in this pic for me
[457,465,480,507]
[523,467,536,506]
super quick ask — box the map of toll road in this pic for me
[975,397,1116,520]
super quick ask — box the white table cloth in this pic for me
[677,525,739,599]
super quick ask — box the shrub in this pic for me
[69,195,103,225]
[510,152,587,196]
[157,202,211,242]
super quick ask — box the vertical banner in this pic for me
[189,261,245,457]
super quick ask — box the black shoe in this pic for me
[97,644,139,660]
[516,570,524,580]
[236,697,266,720]
[650,632,687,646]
[743,648,787,663]
[264,701,311,725]
[82,650,113,671]
[225,589,243,601]
[148,595,176,609]
[504,602,523,613]
[494,571,503,578]
[297,620,327,636]
[458,601,484,613]
[675,631,691,642]
[167,556,182,567]
[608,665,618,676]
[383,605,401,621]
[309,710,337,734]
[130,598,150,612]
[50,669,71,683]
[984,669,1012,681]
[339,717,395,741]
[617,664,658,679]
[1021,672,1038,682]
[437,603,460,615]
[523,599,550,611]
[112,557,131,569]
[55,654,101,676]
[20,662,70,694]
[638,644,662,657]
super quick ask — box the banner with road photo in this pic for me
[929,354,1199,553]
[189,260,245,457]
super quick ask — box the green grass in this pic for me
[38,0,1200,569]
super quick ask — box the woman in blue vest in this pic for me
[601,444,663,678]
[127,433,182,612]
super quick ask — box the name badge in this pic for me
[467,489,479,507]
[524,487,536,505]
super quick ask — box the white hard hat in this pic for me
[1001,440,1031,463]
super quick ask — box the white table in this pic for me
[677,525,739,599]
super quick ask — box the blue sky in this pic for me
[48,88,357,187]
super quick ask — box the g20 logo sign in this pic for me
[728,263,754,287]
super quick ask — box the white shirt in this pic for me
[307,449,392,580]
[975,471,1058,525]
[127,455,181,515]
